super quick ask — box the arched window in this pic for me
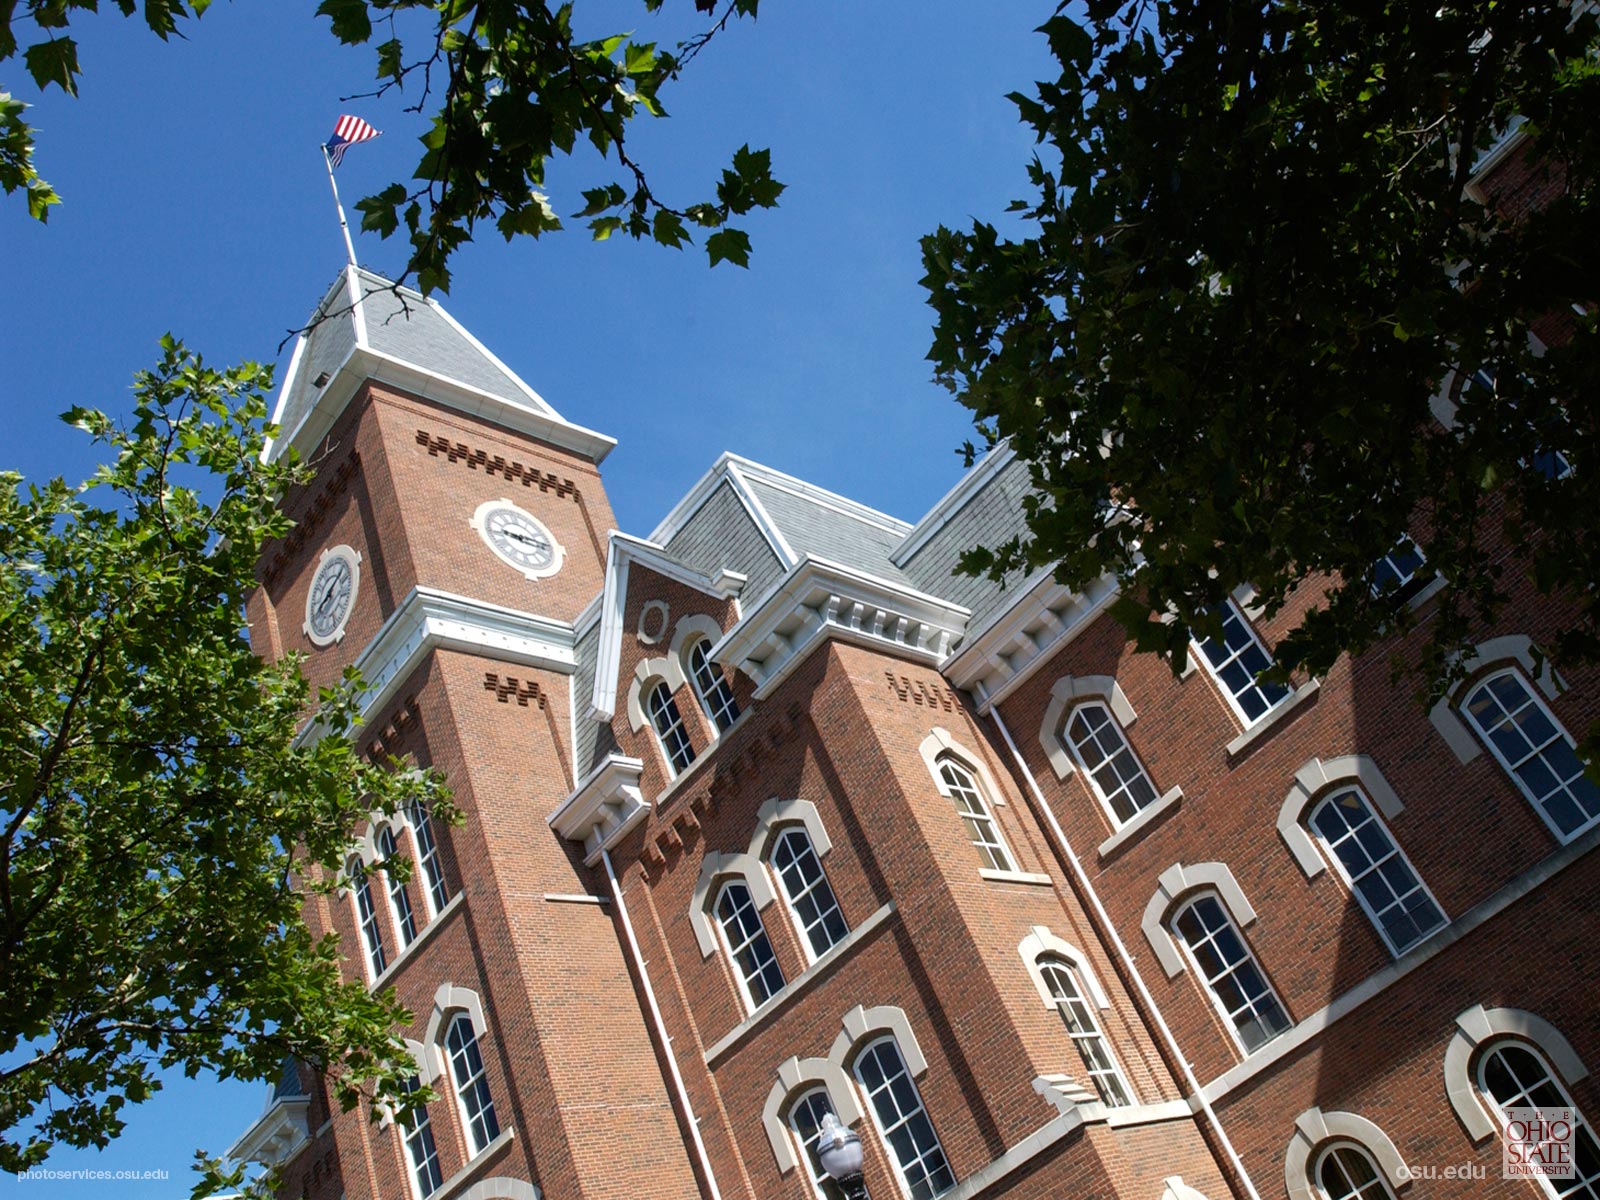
[1308,787,1444,956]
[715,879,784,1010]
[398,1074,443,1199]
[687,637,740,733]
[351,860,387,980]
[937,756,1014,872]
[1171,893,1290,1053]
[406,800,450,915]
[786,1086,838,1199]
[1369,537,1430,603]
[1462,669,1600,841]
[1479,1041,1600,1200]
[853,1036,954,1200]
[1193,600,1290,725]
[647,681,695,775]
[1037,956,1130,1107]
[1062,700,1160,826]
[376,826,418,948]
[445,1013,500,1156]
[1313,1143,1396,1200]
[770,827,848,961]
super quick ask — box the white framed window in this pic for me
[1478,1041,1600,1200]
[1369,537,1429,602]
[1037,956,1131,1107]
[1062,700,1161,826]
[786,1086,838,1199]
[1193,601,1291,725]
[937,755,1014,872]
[445,1013,500,1156]
[647,681,696,776]
[714,879,785,1010]
[854,1036,954,1200]
[1308,787,1445,956]
[687,637,740,732]
[406,800,450,915]
[770,827,848,961]
[399,1074,444,1199]
[1462,668,1600,842]
[1171,893,1290,1053]
[351,860,388,980]
[376,826,418,948]
[1313,1143,1396,1200]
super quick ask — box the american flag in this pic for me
[325,115,380,168]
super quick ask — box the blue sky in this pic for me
[1,3,1053,1195]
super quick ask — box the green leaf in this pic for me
[652,209,689,249]
[316,0,372,45]
[706,227,751,268]
[25,38,82,95]
[376,37,403,83]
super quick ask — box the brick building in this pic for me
[231,145,1598,1200]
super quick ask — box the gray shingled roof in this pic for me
[740,476,914,588]
[661,479,788,601]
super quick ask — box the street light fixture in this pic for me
[817,1112,870,1200]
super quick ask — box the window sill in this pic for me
[1225,680,1321,761]
[431,1126,517,1200]
[705,901,896,1066]
[978,868,1055,887]
[1097,786,1183,860]
[1406,574,1447,611]
[370,893,464,992]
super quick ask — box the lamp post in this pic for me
[817,1112,870,1200]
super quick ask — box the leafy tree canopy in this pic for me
[923,0,1600,738]
[1,0,782,291]
[0,339,450,1178]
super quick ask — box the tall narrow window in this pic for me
[648,681,695,775]
[352,862,387,980]
[1314,1144,1396,1200]
[1193,601,1291,724]
[1479,1042,1600,1200]
[406,800,450,915]
[688,638,740,732]
[1037,957,1131,1106]
[938,757,1014,872]
[1309,788,1445,955]
[786,1086,838,1199]
[854,1037,954,1200]
[771,827,848,960]
[445,1014,500,1155]
[1462,669,1600,841]
[1062,701,1159,826]
[376,826,418,948]
[714,880,784,1010]
[1171,893,1290,1052]
[1369,537,1429,602]
[399,1075,444,1199]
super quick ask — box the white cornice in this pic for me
[891,439,1016,567]
[548,754,649,866]
[714,556,970,700]
[942,571,1121,714]
[227,1096,310,1166]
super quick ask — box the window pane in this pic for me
[688,639,740,732]
[446,1016,499,1155]
[1463,670,1600,841]
[1480,1043,1600,1200]
[939,759,1013,872]
[648,682,696,774]
[352,863,387,979]
[1311,789,1445,955]
[399,1075,444,1198]
[1193,602,1290,726]
[376,827,417,947]
[772,828,848,959]
[406,800,450,914]
[1039,959,1131,1106]
[1063,702,1162,826]
[854,1039,953,1200]
[715,880,784,1008]
[787,1087,837,1198]
[1172,895,1289,1052]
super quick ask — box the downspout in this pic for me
[986,708,1264,1200]
[602,848,725,1200]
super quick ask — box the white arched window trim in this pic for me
[1016,927,1112,1011]
[1283,1107,1410,1200]
[1443,1004,1590,1142]
[749,798,833,861]
[1038,674,1139,780]
[421,982,491,1074]
[688,851,776,958]
[1278,755,1405,878]
[917,727,1009,806]
[1427,635,1565,764]
[624,653,690,733]
[761,1057,863,1173]
[1141,862,1257,978]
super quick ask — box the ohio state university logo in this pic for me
[1504,1107,1577,1180]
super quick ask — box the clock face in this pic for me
[304,545,361,646]
[471,499,565,580]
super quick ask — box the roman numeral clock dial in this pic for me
[303,545,362,647]
[471,499,566,580]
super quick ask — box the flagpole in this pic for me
[322,144,359,268]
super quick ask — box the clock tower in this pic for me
[243,266,705,1200]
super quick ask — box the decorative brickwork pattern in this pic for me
[416,429,579,498]
[483,673,547,708]
[261,452,362,583]
[885,670,959,711]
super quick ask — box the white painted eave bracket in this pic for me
[714,556,970,700]
[227,1096,310,1167]
[549,753,649,865]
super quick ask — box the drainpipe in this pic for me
[987,708,1264,1200]
[603,848,725,1200]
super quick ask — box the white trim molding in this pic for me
[919,727,1010,807]
[829,1005,929,1076]
[454,1179,540,1200]
[1038,674,1137,780]
[1278,755,1404,879]
[891,439,1016,567]
[1443,1004,1590,1142]
[670,612,729,662]
[547,754,649,867]
[762,1057,865,1173]
[1141,862,1257,978]
[1284,1107,1410,1200]
[749,798,833,861]
[689,851,777,957]
[625,652,691,733]
[1429,635,1564,764]
[1017,927,1111,1010]
[420,982,491,1083]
